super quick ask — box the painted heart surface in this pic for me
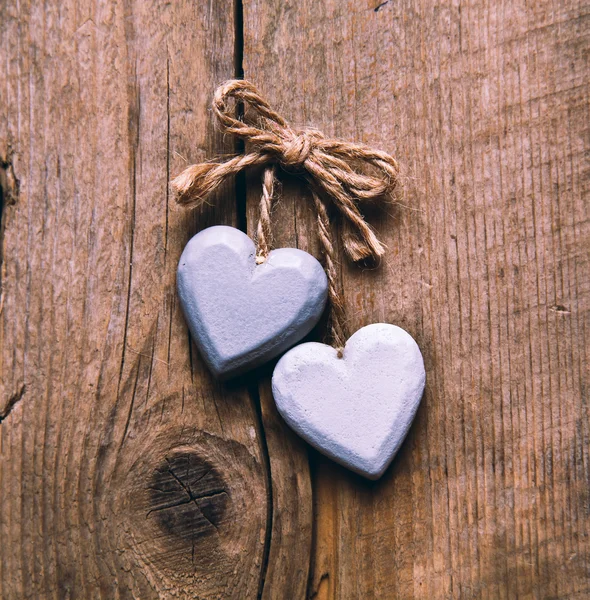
[177,226,328,379]
[272,323,426,479]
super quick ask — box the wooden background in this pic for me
[1,0,588,598]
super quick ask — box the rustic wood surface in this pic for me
[1,0,588,598]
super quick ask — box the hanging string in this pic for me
[171,79,400,351]
[311,190,348,356]
[255,166,275,264]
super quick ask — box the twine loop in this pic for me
[172,79,401,353]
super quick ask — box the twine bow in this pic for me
[172,79,400,353]
[172,79,399,263]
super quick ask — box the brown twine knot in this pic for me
[172,79,401,354]
[280,129,323,171]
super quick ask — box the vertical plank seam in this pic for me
[233,0,274,596]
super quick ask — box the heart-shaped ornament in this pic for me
[177,226,328,379]
[272,323,426,479]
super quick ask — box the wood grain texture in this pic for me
[1,0,589,598]
[0,1,270,597]
[243,0,590,598]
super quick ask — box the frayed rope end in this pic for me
[171,163,220,207]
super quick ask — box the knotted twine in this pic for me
[172,79,400,355]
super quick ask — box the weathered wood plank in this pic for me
[243,0,590,598]
[2,0,589,597]
[0,1,270,597]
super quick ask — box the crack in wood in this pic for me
[373,1,389,12]
[0,156,20,209]
[247,381,274,600]
[0,155,19,318]
[164,465,226,532]
[0,385,25,424]
[230,0,277,596]
[146,490,228,517]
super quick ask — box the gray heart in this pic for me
[177,226,328,379]
[272,323,426,479]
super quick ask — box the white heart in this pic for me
[272,323,426,479]
[177,226,328,379]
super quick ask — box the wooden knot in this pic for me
[148,452,229,538]
[117,426,266,589]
